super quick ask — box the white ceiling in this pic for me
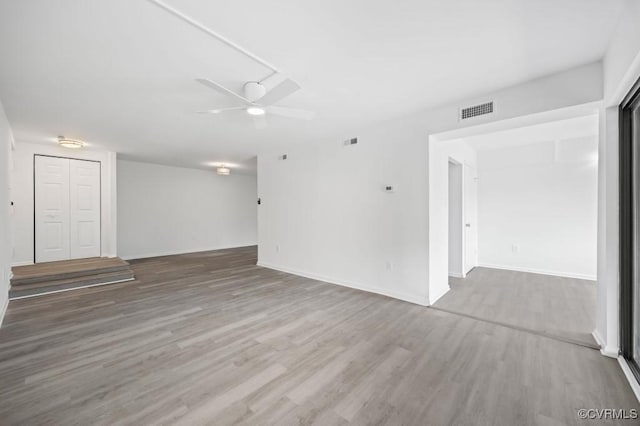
[0,0,623,174]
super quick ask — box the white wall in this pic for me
[448,162,463,277]
[11,142,117,265]
[0,99,13,326]
[117,160,257,260]
[258,120,430,305]
[477,139,598,280]
[259,62,602,306]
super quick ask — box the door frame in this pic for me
[619,74,640,383]
[462,162,478,275]
[33,154,102,263]
[446,157,478,278]
[448,158,464,278]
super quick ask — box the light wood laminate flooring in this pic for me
[437,267,597,347]
[0,247,636,425]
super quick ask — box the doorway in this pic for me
[433,114,600,347]
[448,159,478,279]
[448,160,463,277]
[34,155,101,263]
[463,163,478,275]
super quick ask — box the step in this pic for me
[9,271,135,300]
[11,258,132,287]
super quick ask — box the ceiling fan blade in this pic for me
[196,79,252,104]
[197,106,245,114]
[266,105,315,120]
[252,115,268,129]
[257,78,301,106]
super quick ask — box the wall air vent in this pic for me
[343,137,358,146]
[460,101,493,120]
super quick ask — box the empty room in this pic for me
[437,115,600,346]
[1,1,640,425]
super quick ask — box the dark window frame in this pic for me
[619,75,640,382]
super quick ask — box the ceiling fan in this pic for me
[144,0,313,128]
[196,78,315,128]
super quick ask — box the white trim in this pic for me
[448,272,464,278]
[592,329,605,348]
[257,261,429,306]
[0,297,8,328]
[601,345,621,358]
[592,329,619,358]
[428,285,450,305]
[477,263,596,281]
[122,244,256,261]
[600,341,620,358]
[618,357,640,403]
[9,278,134,300]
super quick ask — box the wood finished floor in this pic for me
[0,246,637,425]
[10,257,135,299]
[437,268,596,347]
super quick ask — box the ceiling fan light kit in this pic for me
[194,76,314,125]
[146,0,314,127]
[246,107,266,116]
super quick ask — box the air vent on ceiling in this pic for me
[343,137,358,146]
[460,101,493,120]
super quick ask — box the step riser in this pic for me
[13,270,137,291]
[9,274,135,299]
[11,265,131,287]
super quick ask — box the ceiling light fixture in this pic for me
[246,106,265,116]
[217,164,231,175]
[57,136,84,149]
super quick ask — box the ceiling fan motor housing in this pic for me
[244,82,267,102]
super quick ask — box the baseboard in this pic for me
[592,329,604,349]
[477,263,596,281]
[257,261,429,306]
[591,329,619,358]
[618,357,640,403]
[123,244,258,261]
[12,261,33,267]
[0,297,8,328]
[429,285,450,305]
[448,272,464,278]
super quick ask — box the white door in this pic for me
[35,156,71,262]
[69,159,101,259]
[35,156,101,262]
[464,164,478,274]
